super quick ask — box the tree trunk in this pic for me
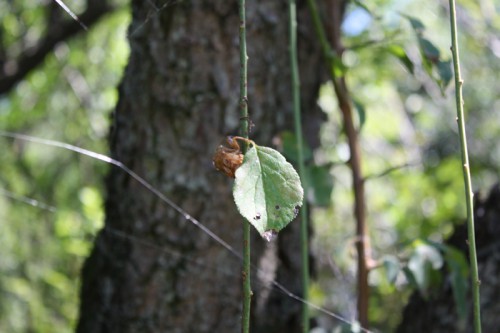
[76,1,322,332]
[397,184,500,332]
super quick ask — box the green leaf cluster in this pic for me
[374,240,469,323]
[280,131,334,207]
[402,14,453,92]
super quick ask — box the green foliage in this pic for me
[375,240,469,326]
[382,255,400,284]
[385,44,415,74]
[429,241,470,320]
[233,145,303,239]
[281,131,313,163]
[444,245,469,320]
[352,98,367,131]
[403,14,454,92]
[280,131,334,206]
[405,241,444,295]
[0,1,129,332]
[313,0,498,330]
[304,165,334,207]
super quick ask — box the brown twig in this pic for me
[328,1,370,328]
[306,0,370,327]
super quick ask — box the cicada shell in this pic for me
[213,136,244,178]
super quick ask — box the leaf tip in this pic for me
[262,229,278,242]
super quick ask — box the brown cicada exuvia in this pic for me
[213,136,251,178]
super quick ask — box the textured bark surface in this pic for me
[397,184,500,333]
[77,1,322,332]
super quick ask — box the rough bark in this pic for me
[77,1,322,332]
[397,183,500,332]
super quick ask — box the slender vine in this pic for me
[238,0,251,331]
[306,0,333,61]
[288,1,310,332]
[238,0,252,333]
[238,3,249,141]
[448,1,481,332]
[306,0,370,328]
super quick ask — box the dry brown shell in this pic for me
[212,137,244,178]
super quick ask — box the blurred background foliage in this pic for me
[0,0,498,332]
[0,0,129,331]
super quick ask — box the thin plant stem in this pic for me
[448,1,481,332]
[242,221,251,333]
[288,1,309,332]
[238,0,251,332]
[306,0,333,60]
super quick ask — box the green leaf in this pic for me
[351,0,374,17]
[233,145,303,240]
[382,255,401,284]
[419,37,441,64]
[353,98,367,131]
[386,44,415,74]
[304,165,333,206]
[407,242,443,295]
[402,14,452,92]
[280,131,313,163]
[332,55,348,77]
[443,245,469,320]
[402,14,426,34]
[402,266,418,288]
[437,59,453,91]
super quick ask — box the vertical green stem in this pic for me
[448,1,481,332]
[288,1,309,332]
[238,0,251,332]
[242,221,251,333]
[306,0,333,60]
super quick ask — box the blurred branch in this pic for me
[288,0,310,331]
[306,0,370,328]
[0,0,113,96]
[347,29,404,51]
[364,161,420,182]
